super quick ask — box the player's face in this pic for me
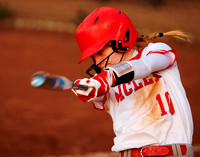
[92,44,123,70]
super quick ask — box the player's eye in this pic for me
[97,50,102,54]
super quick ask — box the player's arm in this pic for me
[128,52,173,80]
[72,52,174,102]
[106,52,173,85]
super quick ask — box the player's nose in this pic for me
[93,54,103,65]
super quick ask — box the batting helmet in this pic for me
[76,6,138,64]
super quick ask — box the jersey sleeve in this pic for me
[142,42,177,68]
[129,42,178,80]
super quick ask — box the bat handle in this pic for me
[72,84,89,91]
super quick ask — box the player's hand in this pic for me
[72,78,99,102]
[72,70,116,102]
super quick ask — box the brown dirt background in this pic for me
[0,0,200,157]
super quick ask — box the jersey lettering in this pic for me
[143,76,154,86]
[115,85,125,102]
[123,82,133,96]
[115,74,162,103]
[152,72,162,82]
[132,81,143,91]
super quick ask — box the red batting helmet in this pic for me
[76,6,138,64]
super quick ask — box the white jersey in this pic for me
[92,42,193,152]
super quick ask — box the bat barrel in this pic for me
[31,72,90,91]
[31,72,72,90]
[41,76,67,90]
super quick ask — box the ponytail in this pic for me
[135,30,192,51]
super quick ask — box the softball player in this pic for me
[72,7,194,157]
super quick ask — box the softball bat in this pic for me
[31,71,89,91]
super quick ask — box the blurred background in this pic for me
[0,0,199,156]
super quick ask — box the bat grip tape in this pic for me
[73,84,89,91]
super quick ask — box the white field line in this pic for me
[9,18,77,33]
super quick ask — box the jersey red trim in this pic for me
[146,49,177,69]
[129,49,143,61]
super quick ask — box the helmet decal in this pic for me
[94,17,99,24]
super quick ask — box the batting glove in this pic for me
[72,62,135,102]
[72,70,115,102]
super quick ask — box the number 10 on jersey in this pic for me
[156,92,175,116]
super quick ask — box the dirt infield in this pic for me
[0,28,199,157]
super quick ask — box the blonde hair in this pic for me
[134,30,192,51]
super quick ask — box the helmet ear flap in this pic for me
[110,40,129,52]
[124,29,130,42]
[111,29,130,52]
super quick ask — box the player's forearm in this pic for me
[129,53,171,79]
[106,53,172,87]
